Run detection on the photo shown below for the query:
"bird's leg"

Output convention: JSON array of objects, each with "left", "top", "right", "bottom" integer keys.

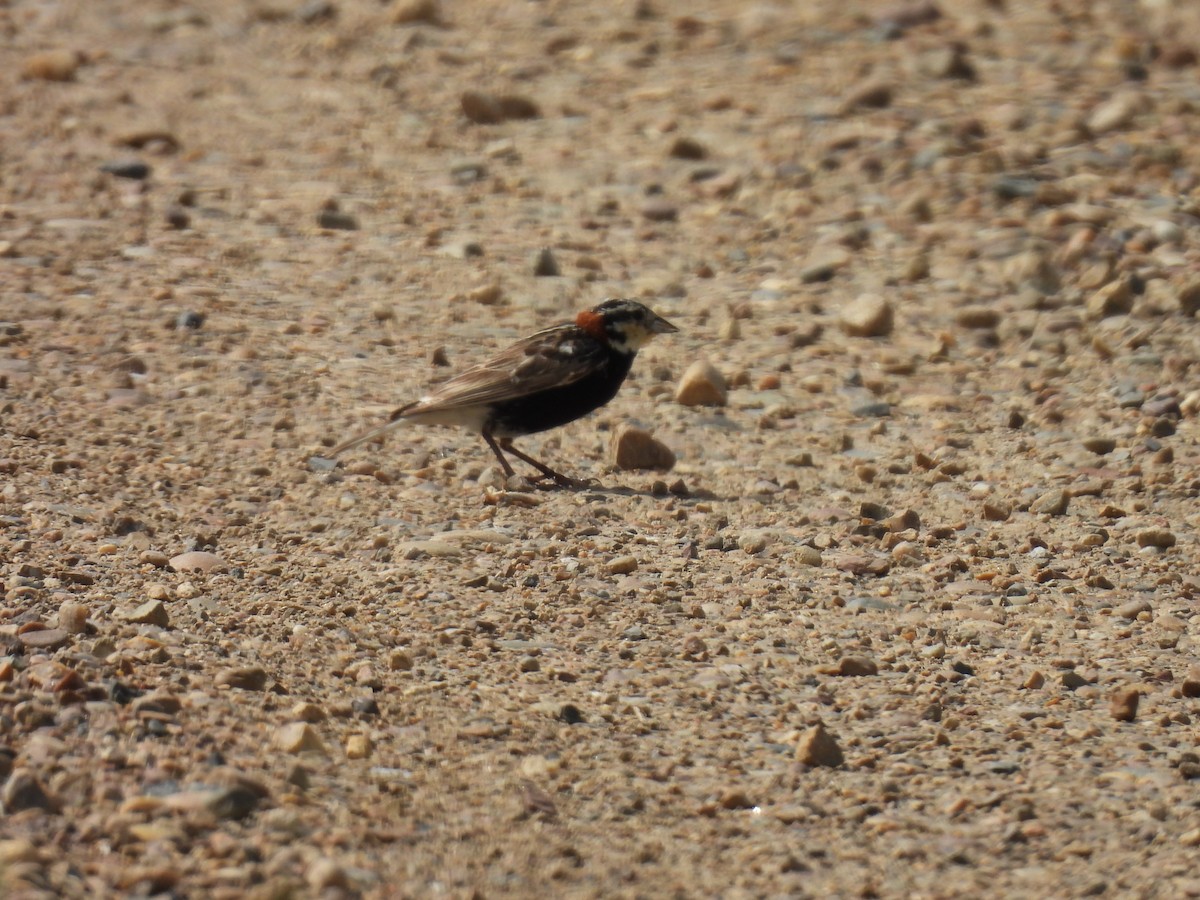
[
  {"left": 482, "top": 427, "right": 517, "bottom": 478},
  {"left": 499, "top": 438, "right": 578, "bottom": 487}
]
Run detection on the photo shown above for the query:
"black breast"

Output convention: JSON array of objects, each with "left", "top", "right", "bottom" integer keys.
[{"left": 489, "top": 351, "right": 636, "bottom": 437}]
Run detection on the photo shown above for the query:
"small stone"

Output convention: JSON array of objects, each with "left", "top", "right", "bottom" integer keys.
[
  {"left": 1178, "top": 280, "right": 1200, "bottom": 316},
  {"left": 165, "top": 206, "right": 190, "bottom": 229},
  {"left": 1083, "top": 437, "right": 1117, "bottom": 455},
  {"left": 388, "top": 650, "right": 414, "bottom": 671},
  {"left": 1087, "top": 92, "right": 1142, "bottom": 134},
  {"left": 668, "top": 136, "right": 707, "bottom": 160},
  {"left": 518, "top": 655, "right": 540, "bottom": 673},
  {"left": 291, "top": 702, "right": 326, "bottom": 723},
  {"left": 719, "top": 789, "right": 755, "bottom": 810},
  {"left": 23, "top": 49, "right": 81, "bottom": 82},
  {"left": 391, "top": 0, "right": 442, "bottom": 25},
  {"left": 955, "top": 306, "right": 1000, "bottom": 329},
  {"left": 460, "top": 91, "right": 504, "bottom": 124},
  {"left": 835, "top": 656, "right": 878, "bottom": 677},
  {"left": 2, "top": 770, "right": 57, "bottom": 813},
  {"left": 1085, "top": 279, "right": 1133, "bottom": 319},
  {"left": 799, "top": 247, "right": 851, "bottom": 283},
  {"left": 839, "top": 293, "right": 894, "bottom": 338},
  {"left": 611, "top": 425, "right": 675, "bottom": 471},
  {"left": 1116, "top": 598, "right": 1151, "bottom": 619},
  {"left": 1110, "top": 688, "right": 1139, "bottom": 722},
  {"left": 532, "top": 248, "right": 560, "bottom": 277},
  {"left": 641, "top": 198, "right": 679, "bottom": 222},
  {"left": 606, "top": 555, "right": 638, "bottom": 575},
  {"left": 58, "top": 602, "right": 89, "bottom": 634},
  {"left": 18, "top": 628, "right": 70, "bottom": 651},
  {"left": 169, "top": 551, "right": 226, "bottom": 574},
  {"left": 982, "top": 501, "right": 1011, "bottom": 522},
  {"left": 738, "top": 530, "right": 769, "bottom": 554},
  {"left": 100, "top": 159, "right": 152, "bottom": 180},
  {"left": 275, "top": 723, "right": 327, "bottom": 756},
  {"left": 675, "top": 360, "right": 727, "bottom": 407},
  {"left": 1030, "top": 489, "right": 1069, "bottom": 516},
  {"left": 307, "top": 858, "right": 350, "bottom": 891},
  {"left": 124, "top": 600, "right": 169, "bottom": 627},
  {"left": 317, "top": 207, "right": 358, "bottom": 230},
  {"left": 1136, "top": 529, "right": 1176, "bottom": 549},
  {"left": 215, "top": 666, "right": 269, "bottom": 691},
  {"left": 495, "top": 95, "right": 540, "bottom": 120},
  {"left": 1180, "top": 667, "right": 1200, "bottom": 698},
  {"left": 840, "top": 79, "right": 893, "bottom": 112},
  {"left": 1024, "top": 671, "right": 1045, "bottom": 690},
  {"left": 795, "top": 546, "right": 823, "bottom": 567},
  {"left": 795, "top": 723, "right": 843, "bottom": 768},
  {"left": 345, "top": 734, "right": 372, "bottom": 760}
]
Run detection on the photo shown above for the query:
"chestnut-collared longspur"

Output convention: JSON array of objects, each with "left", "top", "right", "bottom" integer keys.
[{"left": 328, "top": 299, "right": 677, "bottom": 486}]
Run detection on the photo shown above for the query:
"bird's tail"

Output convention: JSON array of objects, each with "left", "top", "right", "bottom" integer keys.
[{"left": 327, "top": 402, "right": 418, "bottom": 457}]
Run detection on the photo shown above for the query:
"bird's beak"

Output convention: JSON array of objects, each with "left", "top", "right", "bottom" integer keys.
[{"left": 650, "top": 314, "right": 678, "bottom": 334}]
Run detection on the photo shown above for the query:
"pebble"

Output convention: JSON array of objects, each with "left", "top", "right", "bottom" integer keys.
[
  {"left": 1109, "top": 688, "right": 1139, "bottom": 723},
  {"left": 1030, "top": 489, "right": 1069, "bottom": 516},
  {"left": 1181, "top": 667, "right": 1200, "bottom": 698},
  {"left": 532, "top": 248, "right": 560, "bottom": 277},
  {"left": 795, "top": 723, "right": 844, "bottom": 768},
  {"left": 606, "top": 555, "right": 638, "bottom": 575},
  {"left": 1135, "top": 528, "right": 1176, "bottom": 549},
  {"left": 2, "top": 769, "right": 56, "bottom": 813},
  {"left": 641, "top": 198, "right": 679, "bottom": 222},
  {"left": 345, "top": 734, "right": 372, "bottom": 759},
  {"left": 215, "top": 666, "right": 269, "bottom": 691},
  {"left": 833, "top": 656, "right": 878, "bottom": 677},
  {"left": 390, "top": 0, "right": 442, "bottom": 25},
  {"left": 955, "top": 306, "right": 1000, "bottom": 329},
  {"left": 123, "top": 600, "right": 169, "bottom": 627},
  {"left": 738, "top": 530, "right": 770, "bottom": 554},
  {"left": 1087, "top": 92, "right": 1142, "bottom": 134},
  {"left": 1085, "top": 279, "right": 1133, "bottom": 319},
  {"left": 840, "top": 79, "right": 893, "bottom": 113},
  {"left": 22, "top": 49, "right": 81, "bottom": 81},
  {"left": 100, "top": 159, "right": 152, "bottom": 180},
  {"left": 674, "top": 360, "right": 728, "bottom": 407},
  {"left": 57, "top": 602, "right": 89, "bottom": 634},
  {"left": 839, "top": 293, "right": 894, "bottom": 338},
  {"left": 316, "top": 207, "right": 358, "bottom": 230},
  {"left": 668, "top": 136, "right": 707, "bottom": 160},
  {"left": 1083, "top": 437, "right": 1116, "bottom": 455},
  {"left": 982, "top": 501, "right": 1011, "bottom": 521},
  {"left": 307, "top": 858, "right": 350, "bottom": 891},
  {"left": 275, "top": 723, "right": 327, "bottom": 756},
  {"left": 18, "top": 628, "right": 69, "bottom": 650},
  {"left": 169, "top": 551, "right": 226, "bottom": 574},
  {"left": 1178, "top": 280, "right": 1200, "bottom": 316},
  {"left": 798, "top": 247, "right": 851, "bottom": 283},
  {"left": 795, "top": 546, "right": 823, "bottom": 567},
  {"left": 611, "top": 425, "right": 675, "bottom": 471}
]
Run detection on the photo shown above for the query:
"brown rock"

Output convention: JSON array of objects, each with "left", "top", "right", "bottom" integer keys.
[
  {"left": 612, "top": 425, "right": 675, "bottom": 471},
  {"left": 23, "top": 49, "right": 81, "bottom": 82},
  {"left": 1181, "top": 667, "right": 1200, "bottom": 698},
  {"left": 123, "top": 600, "right": 169, "bottom": 628},
  {"left": 835, "top": 656, "right": 878, "bottom": 677},
  {"left": 215, "top": 666, "right": 269, "bottom": 691},
  {"left": 839, "top": 293, "right": 894, "bottom": 338},
  {"left": 675, "top": 361, "right": 728, "bottom": 407},
  {"left": 1030, "top": 489, "right": 1069, "bottom": 516},
  {"left": 18, "top": 628, "right": 70, "bottom": 651},
  {"left": 460, "top": 91, "right": 504, "bottom": 124},
  {"left": 1085, "top": 279, "right": 1133, "bottom": 319},
  {"left": 1178, "top": 279, "right": 1200, "bottom": 316},
  {"left": 1136, "top": 529, "right": 1176, "bottom": 549},
  {"left": 1110, "top": 688, "right": 1139, "bottom": 722},
  {"left": 169, "top": 551, "right": 226, "bottom": 574},
  {"left": 390, "top": 0, "right": 443, "bottom": 25},
  {"left": 2, "top": 769, "right": 57, "bottom": 813},
  {"left": 275, "top": 723, "right": 327, "bottom": 755},
  {"left": 795, "top": 723, "right": 844, "bottom": 768},
  {"left": 840, "top": 79, "right": 893, "bottom": 113}
]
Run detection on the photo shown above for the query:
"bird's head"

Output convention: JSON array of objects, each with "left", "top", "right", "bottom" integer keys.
[{"left": 576, "top": 299, "right": 678, "bottom": 354}]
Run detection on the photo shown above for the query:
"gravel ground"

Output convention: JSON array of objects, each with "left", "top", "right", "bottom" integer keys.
[{"left": 5, "top": 0, "right": 1200, "bottom": 896}]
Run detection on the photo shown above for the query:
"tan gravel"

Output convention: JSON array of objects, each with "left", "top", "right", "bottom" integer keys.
[{"left": 5, "top": 0, "right": 1200, "bottom": 896}]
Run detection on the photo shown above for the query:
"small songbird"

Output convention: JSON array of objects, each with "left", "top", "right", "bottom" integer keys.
[{"left": 328, "top": 299, "right": 678, "bottom": 486}]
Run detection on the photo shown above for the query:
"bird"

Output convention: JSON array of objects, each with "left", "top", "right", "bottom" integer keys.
[{"left": 327, "top": 298, "right": 678, "bottom": 486}]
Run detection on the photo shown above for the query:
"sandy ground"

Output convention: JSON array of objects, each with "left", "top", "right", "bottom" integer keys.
[{"left": 5, "top": 0, "right": 1200, "bottom": 896}]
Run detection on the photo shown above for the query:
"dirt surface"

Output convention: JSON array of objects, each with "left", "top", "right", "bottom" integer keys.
[{"left": 5, "top": 0, "right": 1200, "bottom": 896}]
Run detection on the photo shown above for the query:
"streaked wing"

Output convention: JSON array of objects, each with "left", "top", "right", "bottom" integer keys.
[{"left": 404, "top": 325, "right": 605, "bottom": 415}]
